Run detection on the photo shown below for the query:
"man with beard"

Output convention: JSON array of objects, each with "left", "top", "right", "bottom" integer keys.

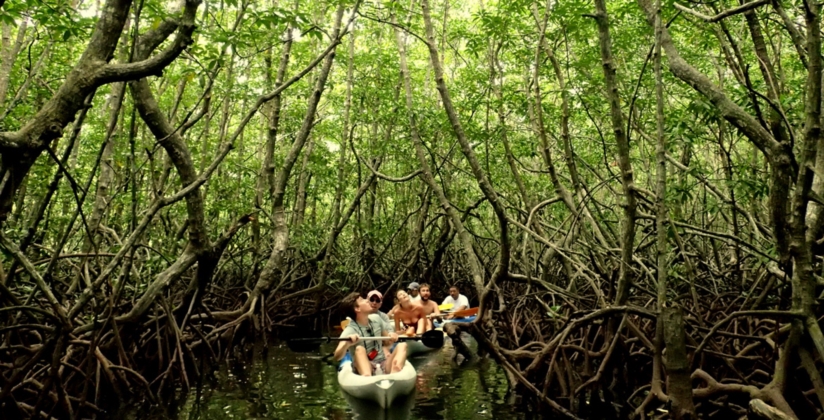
[
  {"left": 418, "top": 283, "right": 440, "bottom": 331},
  {"left": 393, "top": 290, "right": 427, "bottom": 336}
]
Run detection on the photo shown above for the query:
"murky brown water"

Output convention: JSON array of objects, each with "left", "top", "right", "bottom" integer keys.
[{"left": 122, "top": 334, "right": 533, "bottom": 419}]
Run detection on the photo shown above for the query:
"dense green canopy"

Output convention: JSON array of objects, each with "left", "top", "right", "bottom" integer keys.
[{"left": 0, "top": 0, "right": 822, "bottom": 418}]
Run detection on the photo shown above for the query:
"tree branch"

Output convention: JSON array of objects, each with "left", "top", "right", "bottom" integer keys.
[
  {"left": 350, "top": 131, "right": 421, "bottom": 182},
  {"left": 674, "top": 0, "right": 769, "bottom": 23},
  {"left": 96, "top": 0, "right": 200, "bottom": 84},
  {"left": 637, "top": 0, "right": 784, "bottom": 161},
  {"left": 0, "top": 232, "right": 70, "bottom": 327}
]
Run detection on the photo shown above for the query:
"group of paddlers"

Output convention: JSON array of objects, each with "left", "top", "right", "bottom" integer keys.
[
  {"left": 388, "top": 282, "right": 469, "bottom": 335},
  {"left": 333, "top": 283, "right": 470, "bottom": 377}
]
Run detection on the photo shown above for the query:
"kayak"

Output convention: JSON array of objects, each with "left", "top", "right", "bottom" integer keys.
[
  {"left": 342, "top": 386, "right": 415, "bottom": 419},
  {"left": 337, "top": 352, "right": 417, "bottom": 408},
  {"left": 434, "top": 315, "right": 476, "bottom": 329}
]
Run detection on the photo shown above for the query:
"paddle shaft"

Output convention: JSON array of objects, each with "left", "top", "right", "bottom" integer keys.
[
  {"left": 426, "top": 307, "right": 478, "bottom": 318},
  {"left": 338, "top": 307, "right": 477, "bottom": 328},
  {"left": 450, "top": 307, "right": 478, "bottom": 318},
  {"left": 287, "top": 328, "right": 445, "bottom": 352},
  {"left": 339, "top": 336, "right": 394, "bottom": 342},
  {"left": 290, "top": 335, "right": 428, "bottom": 343}
]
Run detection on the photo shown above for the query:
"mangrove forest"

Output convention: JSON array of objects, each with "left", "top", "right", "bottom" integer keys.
[{"left": 0, "top": 0, "right": 823, "bottom": 418}]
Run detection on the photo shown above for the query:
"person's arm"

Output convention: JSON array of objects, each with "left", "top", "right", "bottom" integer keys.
[
  {"left": 334, "top": 333, "right": 358, "bottom": 361},
  {"left": 428, "top": 303, "right": 443, "bottom": 322},
  {"left": 388, "top": 304, "right": 398, "bottom": 318},
  {"left": 375, "top": 322, "right": 397, "bottom": 349},
  {"left": 382, "top": 331, "right": 393, "bottom": 356},
  {"left": 442, "top": 297, "right": 452, "bottom": 319},
  {"left": 379, "top": 318, "right": 389, "bottom": 356}
]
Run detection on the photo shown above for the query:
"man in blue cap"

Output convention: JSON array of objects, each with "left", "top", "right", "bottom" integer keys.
[{"left": 407, "top": 281, "right": 422, "bottom": 302}]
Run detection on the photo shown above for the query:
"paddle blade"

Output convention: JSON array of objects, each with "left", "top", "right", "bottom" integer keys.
[
  {"left": 438, "top": 303, "right": 454, "bottom": 311},
  {"left": 420, "top": 329, "right": 445, "bottom": 349},
  {"left": 451, "top": 307, "right": 478, "bottom": 318}
]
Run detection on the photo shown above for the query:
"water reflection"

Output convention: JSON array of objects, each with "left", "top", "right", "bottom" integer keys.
[{"left": 125, "top": 335, "right": 529, "bottom": 420}]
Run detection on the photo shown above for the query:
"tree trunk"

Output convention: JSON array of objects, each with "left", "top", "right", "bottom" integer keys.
[
  {"left": 245, "top": 5, "right": 346, "bottom": 312},
  {"left": 662, "top": 307, "right": 696, "bottom": 418},
  {"left": 420, "top": 0, "right": 510, "bottom": 308},
  {"left": 0, "top": 19, "right": 27, "bottom": 111},
  {"left": 254, "top": 0, "right": 294, "bottom": 252},
  {"left": 123, "top": 10, "right": 216, "bottom": 319},
  {"left": 393, "top": 12, "right": 486, "bottom": 301},
  {"left": 330, "top": 27, "right": 353, "bottom": 246},
  {"left": 0, "top": 40, "right": 52, "bottom": 124},
  {"left": 73, "top": 83, "right": 125, "bottom": 290},
  {"left": 651, "top": 0, "right": 668, "bottom": 401},
  {"left": 76, "top": 21, "right": 133, "bottom": 291},
  {"left": 595, "top": 0, "right": 636, "bottom": 305},
  {"left": 292, "top": 138, "right": 314, "bottom": 227}
]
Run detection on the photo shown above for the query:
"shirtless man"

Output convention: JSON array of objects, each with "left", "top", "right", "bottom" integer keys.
[
  {"left": 418, "top": 283, "right": 440, "bottom": 330},
  {"left": 393, "top": 290, "right": 427, "bottom": 336}
]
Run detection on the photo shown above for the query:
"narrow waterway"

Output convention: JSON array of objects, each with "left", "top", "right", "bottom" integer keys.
[{"left": 122, "top": 334, "right": 532, "bottom": 420}]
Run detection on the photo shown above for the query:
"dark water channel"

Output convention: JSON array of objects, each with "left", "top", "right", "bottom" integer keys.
[{"left": 124, "top": 334, "right": 533, "bottom": 420}]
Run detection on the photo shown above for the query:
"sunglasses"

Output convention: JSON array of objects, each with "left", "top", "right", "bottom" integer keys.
[{"left": 369, "top": 296, "right": 382, "bottom": 303}]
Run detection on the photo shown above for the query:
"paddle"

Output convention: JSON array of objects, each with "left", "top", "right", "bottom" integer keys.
[
  {"left": 427, "top": 307, "right": 479, "bottom": 319},
  {"left": 449, "top": 307, "right": 478, "bottom": 318},
  {"left": 287, "top": 329, "right": 444, "bottom": 353},
  {"left": 337, "top": 302, "right": 454, "bottom": 328},
  {"left": 438, "top": 303, "right": 454, "bottom": 311}
]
